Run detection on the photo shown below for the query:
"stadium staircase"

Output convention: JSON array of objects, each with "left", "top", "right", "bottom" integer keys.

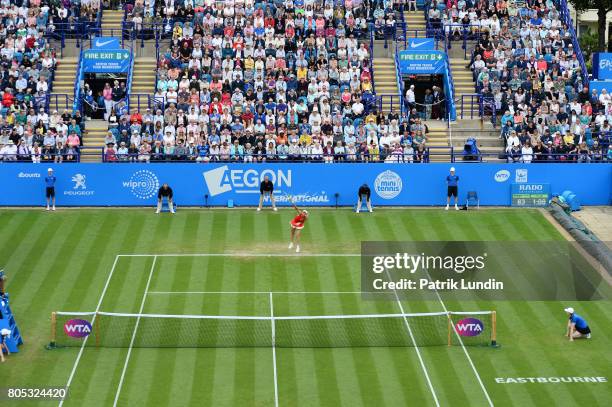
[
  {"left": 49, "top": 57, "right": 78, "bottom": 114},
  {"left": 81, "top": 120, "right": 109, "bottom": 162},
  {"left": 101, "top": 9, "right": 123, "bottom": 31},
  {"left": 403, "top": 11, "right": 426, "bottom": 31},
  {"left": 129, "top": 57, "right": 157, "bottom": 109},
  {"left": 373, "top": 58, "right": 400, "bottom": 113},
  {"left": 426, "top": 121, "right": 451, "bottom": 162},
  {"left": 449, "top": 57, "right": 479, "bottom": 121}
]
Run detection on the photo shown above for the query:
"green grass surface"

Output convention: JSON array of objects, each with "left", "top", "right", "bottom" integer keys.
[{"left": 0, "top": 208, "right": 610, "bottom": 406}]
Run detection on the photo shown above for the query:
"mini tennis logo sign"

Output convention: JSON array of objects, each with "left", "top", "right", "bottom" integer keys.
[
  {"left": 455, "top": 318, "right": 484, "bottom": 337},
  {"left": 374, "top": 170, "right": 402, "bottom": 199},
  {"left": 64, "top": 319, "right": 92, "bottom": 338},
  {"left": 123, "top": 170, "right": 160, "bottom": 199}
]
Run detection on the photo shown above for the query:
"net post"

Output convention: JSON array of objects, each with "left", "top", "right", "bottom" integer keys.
[
  {"left": 491, "top": 311, "right": 497, "bottom": 346},
  {"left": 94, "top": 312, "right": 100, "bottom": 347},
  {"left": 447, "top": 313, "right": 452, "bottom": 347},
  {"left": 50, "top": 312, "right": 57, "bottom": 348}
]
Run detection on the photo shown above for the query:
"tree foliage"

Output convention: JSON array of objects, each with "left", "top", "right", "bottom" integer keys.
[{"left": 568, "top": 0, "right": 612, "bottom": 51}]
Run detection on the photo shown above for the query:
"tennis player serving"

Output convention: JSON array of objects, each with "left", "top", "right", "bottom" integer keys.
[{"left": 288, "top": 198, "right": 308, "bottom": 253}]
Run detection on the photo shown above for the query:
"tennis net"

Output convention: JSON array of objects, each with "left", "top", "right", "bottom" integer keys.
[{"left": 50, "top": 311, "right": 496, "bottom": 348}]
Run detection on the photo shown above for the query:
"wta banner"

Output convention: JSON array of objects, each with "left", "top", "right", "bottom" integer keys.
[{"left": 0, "top": 163, "right": 610, "bottom": 206}]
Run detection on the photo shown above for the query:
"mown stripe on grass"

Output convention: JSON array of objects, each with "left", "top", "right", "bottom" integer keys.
[
  {"left": 376, "top": 214, "right": 479, "bottom": 407},
  {"left": 133, "top": 216, "right": 197, "bottom": 407},
  {"left": 75, "top": 214, "right": 155, "bottom": 406},
  {"left": 298, "top": 256, "right": 341, "bottom": 407},
  {"left": 187, "top": 256, "right": 220, "bottom": 406}
]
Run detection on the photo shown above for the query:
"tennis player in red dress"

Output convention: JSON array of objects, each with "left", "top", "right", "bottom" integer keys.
[{"left": 288, "top": 202, "right": 308, "bottom": 253}]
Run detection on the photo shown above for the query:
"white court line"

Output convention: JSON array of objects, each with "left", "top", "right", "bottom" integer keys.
[
  {"left": 147, "top": 291, "right": 384, "bottom": 295},
  {"left": 269, "top": 292, "right": 279, "bottom": 407},
  {"left": 118, "top": 253, "right": 361, "bottom": 257},
  {"left": 113, "top": 256, "right": 158, "bottom": 407},
  {"left": 425, "top": 269, "right": 494, "bottom": 407},
  {"left": 59, "top": 255, "right": 121, "bottom": 407},
  {"left": 384, "top": 270, "right": 441, "bottom": 407}
]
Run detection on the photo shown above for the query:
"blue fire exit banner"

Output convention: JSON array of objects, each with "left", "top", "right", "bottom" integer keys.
[
  {"left": 82, "top": 49, "right": 130, "bottom": 73},
  {"left": 398, "top": 50, "right": 446, "bottom": 74}
]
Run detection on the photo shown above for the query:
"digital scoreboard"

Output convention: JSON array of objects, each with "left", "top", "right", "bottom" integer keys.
[{"left": 511, "top": 183, "right": 550, "bottom": 207}]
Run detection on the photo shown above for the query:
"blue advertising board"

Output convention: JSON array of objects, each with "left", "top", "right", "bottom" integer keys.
[
  {"left": 593, "top": 53, "right": 612, "bottom": 80},
  {"left": 90, "top": 37, "right": 121, "bottom": 50},
  {"left": 588, "top": 79, "right": 612, "bottom": 95},
  {"left": 1, "top": 164, "right": 610, "bottom": 207},
  {"left": 406, "top": 38, "right": 435, "bottom": 51},
  {"left": 82, "top": 49, "right": 130, "bottom": 73}
]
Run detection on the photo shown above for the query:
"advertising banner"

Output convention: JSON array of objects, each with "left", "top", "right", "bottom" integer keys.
[
  {"left": 406, "top": 38, "right": 435, "bottom": 51},
  {"left": 1, "top": 164, "right": 610, "bottom": 207},
  {"left": 90, "top": 37, "right": 121, "bottom": 50},
  {"left": 593, "top": 53, "right": 612, "bottom": 80}
]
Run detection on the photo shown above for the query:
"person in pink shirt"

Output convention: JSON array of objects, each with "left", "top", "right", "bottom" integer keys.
[
  {"left": 67, "top": 133, "right": 80, "bottom": 148},
  {"left": 102, "top": 83, "right": 113, "bottom": 120}
]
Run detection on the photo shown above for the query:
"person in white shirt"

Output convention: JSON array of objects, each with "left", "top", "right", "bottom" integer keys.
[
  {"left": 406, "top": 85, "right": 416, "bottom": 109},
  {"left": 521, "top": 141, "right": 533, "bottom": 163},
  {"left": 0, "top": 143, "right": 17, "bottom": 161},
  {"left": 506, "top": 131, "right": 520, "bottom": 152}
]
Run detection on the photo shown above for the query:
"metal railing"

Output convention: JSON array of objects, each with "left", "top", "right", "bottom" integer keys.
[
  {"left": 128, "top": 94, "right": 153, "bottom": 112},
  {"left": 558, "top": 0, "right": 590, "bottom": 86},
  {"left": 48, "top": 94, "right": 75, "bottom": 113},
  {"left": 376, "top": 94, "right": 403, "bottom": 113}
]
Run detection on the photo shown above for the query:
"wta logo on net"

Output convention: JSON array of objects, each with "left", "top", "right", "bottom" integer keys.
[
  {"left": 455, "top": 318, "right": 484, "bottom": 337},
  {"left": 64, "top": 319, "right": 92, "bottom": 338}
]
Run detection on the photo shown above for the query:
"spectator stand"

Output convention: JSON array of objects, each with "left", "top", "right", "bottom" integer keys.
[{"left": 45, "top": 4, "right": 104, "bottom": 58}]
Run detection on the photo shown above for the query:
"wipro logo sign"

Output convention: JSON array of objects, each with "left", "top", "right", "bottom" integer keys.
[
  {"left": 64, "top": 319, "right": 92, "bottom": 338},
  {"left": 455, "top": 318, "right": 484, "bottom": 337},
  {"left": 374, "top": 170, "right": 402, "bottom": 199},
  {"left": 123, "top": 170, "right": 160, "bottom": 199},
  {"left": 203, "top": 166, "right": 291, "bottom": 197}
]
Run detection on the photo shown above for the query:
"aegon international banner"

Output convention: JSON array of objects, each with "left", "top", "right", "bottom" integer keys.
[
  {"left": 398, "top": 50, "right": 446, "bottom": 74},
  {"left": 1, "top": 164, "right": 610, "bottom": 207},
  {"left": 82, "top": 49, "right": 130, "bottom": 73}
]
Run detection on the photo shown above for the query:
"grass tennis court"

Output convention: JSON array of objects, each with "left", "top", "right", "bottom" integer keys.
[{"left": 0, "top": 208, "right": 610, "bottom": 406}]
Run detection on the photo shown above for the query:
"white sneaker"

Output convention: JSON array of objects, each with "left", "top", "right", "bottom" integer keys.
[
  {"left": 296, "top": 245, "right": 300, "bottom": 253},
  {"left": 257, "top": 207, "right": 261, "bottom": 212},
  {"left": 369, "top": 209, "right": 373, "bottom": 213},
  {"left": 273, "top": 207, "right": 278, "bottom": 212},
  {"left": 586, "top": 333, "right": 591, "bottom": 339},
  {"left": 52, "top": 206, "right": 56, "bottom": 211},
  {"left": 170, "top": 209, "right": 175, "bottom": 214},
  {"left": 46, "top": 206, "right": 50, "bottom": 211},
  {"left": 356, "top": 209, "right": 360, "bottom": 213},
  {"left": 155, "top": 209, "right": 160, "bottom": 214},
  {"left": 445, "top": 205, "right": 449, "bottom": 210},
  {"left": 455, "top": 205, "right": 459, "bottom": 210},
  {"left": 288, "top": 242, "right": 294, "bottom": 249}
]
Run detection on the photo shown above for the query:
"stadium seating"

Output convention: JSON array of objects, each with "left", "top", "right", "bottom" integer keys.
[
  {"left": 105, "top": 0, "right": 433, "bottom": 162},
  {"left": 0, "top": 0, "right": 99, "bottom": 162},
  {"left": 438, "top": 0, "right": 612, "bottom": 162}
]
